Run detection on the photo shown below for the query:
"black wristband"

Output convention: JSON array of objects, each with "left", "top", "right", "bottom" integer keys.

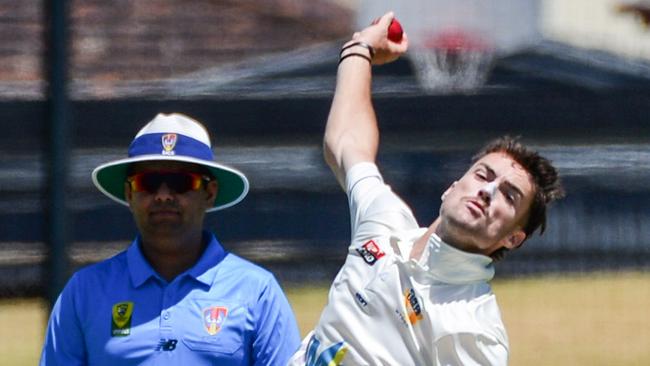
[
  {"left": 340, "top": 41, "right": 375, "bottom": 59},
  {"left": 338, "top": 52, "right": 372, "bottom": 65}
]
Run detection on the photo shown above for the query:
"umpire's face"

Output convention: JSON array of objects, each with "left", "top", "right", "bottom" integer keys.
[
  {"left": 437, "top": 152, "right": 535, "bottom": 256},
  {"left": 124, "top": 161, "right": 218, "bottom": 240}
]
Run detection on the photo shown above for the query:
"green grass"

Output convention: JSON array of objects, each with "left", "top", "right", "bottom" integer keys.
[
  {"left": 0, "top": 298, "right": 47, "bottom": 365},
  {"left": 5, "top": 272, "right": 649, "bottom": 365},
  {"left": 493, "top": 272, "right": 650, "bottom": 366}
]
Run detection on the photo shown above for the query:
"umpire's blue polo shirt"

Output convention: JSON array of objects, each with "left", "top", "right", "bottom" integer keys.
[{"left": 40, "top": 232, "right": 300, "bottom": 365}]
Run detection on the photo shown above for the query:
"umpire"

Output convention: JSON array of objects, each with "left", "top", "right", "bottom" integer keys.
[{"left": 40, "top": 113, "right": 300, "bottom": 365}]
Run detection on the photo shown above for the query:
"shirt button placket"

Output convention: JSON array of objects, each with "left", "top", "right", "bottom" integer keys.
[{"left": 161, "top": 288, "right": 173, "bottom": 330}]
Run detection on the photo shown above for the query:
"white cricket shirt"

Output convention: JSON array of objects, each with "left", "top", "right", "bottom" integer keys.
[{"left": 289, "top": 162, "right": 509, "bottom": 365}]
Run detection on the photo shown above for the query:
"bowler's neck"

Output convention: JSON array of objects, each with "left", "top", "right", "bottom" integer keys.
[{"left": 410, "top": 218, "right": 440, "bottom": 261}]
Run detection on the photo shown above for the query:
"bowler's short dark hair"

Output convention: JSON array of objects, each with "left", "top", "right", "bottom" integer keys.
[{"left": 473, "top": 136, "right": 564, "bottom": 239}]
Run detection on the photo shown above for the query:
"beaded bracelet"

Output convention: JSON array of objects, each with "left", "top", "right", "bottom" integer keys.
[
  {"left": 338, "top": 52, "right": 372, "bottom": 65},
  {"left": 339, "top": 41, "right": 375, "bottom": 59}
]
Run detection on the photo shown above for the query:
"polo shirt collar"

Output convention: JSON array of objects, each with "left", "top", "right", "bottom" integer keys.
[
  {"left": 127, "top": 236, "right": 158, "bottom": 288},
  {"left": 417, "top": 232, "right": 495, "bottom": 284},
  {"left": 186, "top": 232, "right": 227, "bottom": 286},
  {"left": 127, "top": 232, "right": 227, "bottom": 288}
]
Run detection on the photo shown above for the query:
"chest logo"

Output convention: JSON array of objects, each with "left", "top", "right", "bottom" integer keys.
[
  {"left": 161, "top": 133, "right": 177, "bottom": 155},
  {"left": 355, "top": 239, "right": 385, "bottom": 266},
  {"left": 111, "top": 301, "right": 134, "bottom": 337},
  {"left": 156, "top": 338, "right": 178, "bottom": 352},
  {"left": 405, "top": 288, "right": 423, "bottom": 325},
  {"left": 203, "top": 306, "right": 228, "bottom": 335}
]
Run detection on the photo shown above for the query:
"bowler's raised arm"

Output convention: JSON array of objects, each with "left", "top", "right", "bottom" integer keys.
[{"left": 323, "top": 12, "right": 408, "bottom": 189}]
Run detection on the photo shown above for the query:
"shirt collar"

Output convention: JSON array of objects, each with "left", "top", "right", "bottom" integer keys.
[
  {"left": 127, "top": 236, "right": 158, "bottom": 288},
  {"left": 394, "top": 230, "right": 494, "bottom": 284},
  {"left": 127, "top": 231, "right": 227, "bottom": 288},
  {"left": 187, "top": 232, "right": 227, "bottom": 286},
  {"left": 421, "top": 233, "right": 495, "bottom": 284}
]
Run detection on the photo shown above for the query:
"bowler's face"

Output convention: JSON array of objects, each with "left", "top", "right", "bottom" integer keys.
[{"left": 437, "top": 152, "right": 535, "bottom": 255}]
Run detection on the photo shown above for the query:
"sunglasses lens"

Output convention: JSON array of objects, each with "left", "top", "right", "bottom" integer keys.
[
  {"left": 165, "top": 173, "right": 195, "bottom": 193},
  {"left": 128, "top": 174, "right": 155, "bottom": 192},
  {"left": 129, "top": 172, "right": 203, "bottom": 194}
]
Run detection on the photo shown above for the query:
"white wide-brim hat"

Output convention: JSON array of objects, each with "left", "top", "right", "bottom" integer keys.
[{"left": 91, "top": 113, "right": 249, "bottom": 212}]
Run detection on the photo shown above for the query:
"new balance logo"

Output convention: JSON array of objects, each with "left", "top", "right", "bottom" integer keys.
[{"left": 156, "top": 339, "right": 178, "bottom": 351}]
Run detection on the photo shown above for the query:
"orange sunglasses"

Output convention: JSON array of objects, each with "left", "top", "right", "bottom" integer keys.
[{"left": 127, "top": 171, "right": 211, "bottom": 194}]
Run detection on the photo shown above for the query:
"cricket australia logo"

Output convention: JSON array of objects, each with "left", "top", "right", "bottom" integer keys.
[
  {"left": 161, "top": 133, "right": 177, "bottom": 155},
  {"left": 355, "top": 239, "right": 385, "bottom": 266},
  {"left": 111, "top": 301, "right": 134, "bottom": 337},
  {"left": 203, "top": 306, "right": 228, "bottom": 335}
]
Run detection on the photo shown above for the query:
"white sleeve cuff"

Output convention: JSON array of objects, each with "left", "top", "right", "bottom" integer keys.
[{"left": 345, "top": 162, "right": 383, "bottom": 195}]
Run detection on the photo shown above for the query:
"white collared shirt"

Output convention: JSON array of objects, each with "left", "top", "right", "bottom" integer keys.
[{"left": 289, "top": 162, "right": 508, "bottom": 366}]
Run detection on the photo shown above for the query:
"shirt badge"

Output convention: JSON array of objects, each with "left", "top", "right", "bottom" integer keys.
[
  {"left": 356, "top": 239, "right": 385, "bottom": 266},
  {"left": 161, "top": 133, "right": 177, "bottom": 155},
  {"left": 111, "top": 301, "right": 134, "bottom": 337},
  {"left": 306, "top": 334, "right": 348, "bottom": 366},
  {"left": 203, "top": 306, "right": 228, "bottom": 335},
  {"left": 404, "top": 288, "right": 423, "bottom": 325}
]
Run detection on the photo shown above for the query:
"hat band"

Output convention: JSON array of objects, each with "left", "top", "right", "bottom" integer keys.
[{"left": 128, "top": 133, "right": 214, "bottom": 161}]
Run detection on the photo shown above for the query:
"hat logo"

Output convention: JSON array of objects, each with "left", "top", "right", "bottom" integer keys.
[{"left": 161, "top": 133, "right": 177, "bottom": 155}]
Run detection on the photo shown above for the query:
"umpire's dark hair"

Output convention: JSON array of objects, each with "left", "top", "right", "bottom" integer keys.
[{"left": 473, "top": 136, "right": 564, "bottom": 242}]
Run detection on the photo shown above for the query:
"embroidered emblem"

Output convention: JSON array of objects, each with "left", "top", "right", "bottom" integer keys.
[
  {"left": 203, "top": 306, "right": 228, "bottom": 335},
  {"left": 355, "top": 239, "right": 385, "bottom": 266},
  {"left": 161, "top": 133, "right": 177, "bottom": 155},
  {"left": 305, "top": 334, "right": 348, "bottom": 366},
  {"left": 404, "top": 288, "right": 423, "bottom": 325},
  {"left": 111, "top": 301, "right": 134, "bottom": 337}
]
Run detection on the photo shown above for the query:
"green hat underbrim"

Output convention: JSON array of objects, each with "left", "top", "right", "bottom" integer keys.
[{"left": 92, "top": 155, "right": 249, "bottom": 212}]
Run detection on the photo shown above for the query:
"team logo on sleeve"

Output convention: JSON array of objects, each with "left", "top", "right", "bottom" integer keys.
[
  {"left": 404, "top": 288, "right": 423, "bottom": 325},
  {"left": 111, "top": 301, "right": 134, "bottom": 337},
  {"left": 161, "top": 133, "right": 177, "bottom": 155},
  {"left": 305, "top": 334, "right": 348, "bottom": 366},
  {"left": 355, "top": 239, "right": 385, "bottom": 266},
  {"left": 203, "top": 306, "right": 228, "bottom": 335}
]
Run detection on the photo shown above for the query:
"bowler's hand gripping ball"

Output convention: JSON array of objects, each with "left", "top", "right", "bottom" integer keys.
[{"left": 388, "top": 19, "right": 403, "bottom": 43}]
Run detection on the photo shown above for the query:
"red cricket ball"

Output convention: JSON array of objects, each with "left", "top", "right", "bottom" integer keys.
[{"left": 388, "top": 19, "right": 403, "bottom": 42}]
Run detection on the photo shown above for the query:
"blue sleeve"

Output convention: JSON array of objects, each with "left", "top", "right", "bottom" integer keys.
[
  {"left": 251, "top": 276, "right": 301, "bottom": 366},
  {"left": 40, "top": 274, "right": 87, "bottom": 366}
]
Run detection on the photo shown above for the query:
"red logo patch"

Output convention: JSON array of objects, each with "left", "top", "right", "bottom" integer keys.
[{"left": 355, "top": 240, "right": 385, "bottom": 265}]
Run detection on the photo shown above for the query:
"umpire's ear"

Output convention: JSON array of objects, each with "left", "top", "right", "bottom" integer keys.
[
  {"left": 204, "top": 180, "right": 218, "bottom": 208},
  {"left": 124, "top": 182, "right": 133, "bottom": 207}
]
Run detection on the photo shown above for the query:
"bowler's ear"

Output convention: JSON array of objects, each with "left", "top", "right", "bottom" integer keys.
[
  {"left": 441, "top": 181, "right": 458, "bottom": 201},
  {"left": 502, "top": 229, "right": 526, "bottom": 250}
]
